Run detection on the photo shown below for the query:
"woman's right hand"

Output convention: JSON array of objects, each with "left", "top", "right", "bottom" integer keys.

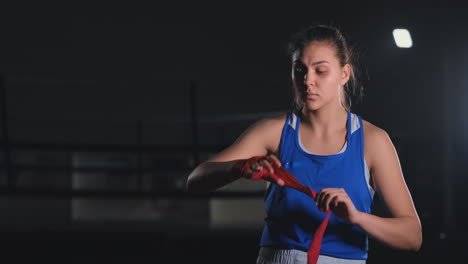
[{"left": 232, "top": 154, "right": 285, "bottom": 186}]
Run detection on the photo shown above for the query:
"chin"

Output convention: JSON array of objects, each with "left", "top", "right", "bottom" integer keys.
[{"left": 303, "top": 101, "right": 321, "bottom": 111}]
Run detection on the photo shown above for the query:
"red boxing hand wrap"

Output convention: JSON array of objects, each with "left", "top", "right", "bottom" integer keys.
[
  {"left": 231, "top": 156, "right": 282, "bottom": 183},
  {"left": 236, "top": 156, "right": 330, "bottom": 264},
  {"left": 231, "top": 156, "right": 264, "bottom": 179}
]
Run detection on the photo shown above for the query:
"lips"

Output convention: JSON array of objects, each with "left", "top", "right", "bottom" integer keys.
[{"left": 306, "top": 93, "right": 319, "bottom": 99}]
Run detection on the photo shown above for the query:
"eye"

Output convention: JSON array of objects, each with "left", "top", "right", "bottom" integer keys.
[
  {"left": 294, "top": 65, "right": 306, "bottom": 73},
  {"left": 293, "top": 64, "right": 307, "bottom": 81},
  {"left": 316, "top": 68, "right": 327, "bottom": 74}
]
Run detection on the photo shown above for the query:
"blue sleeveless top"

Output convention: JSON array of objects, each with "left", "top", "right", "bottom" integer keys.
[{"left": 259, "top": 111, "right": 373, "bottom": 260}]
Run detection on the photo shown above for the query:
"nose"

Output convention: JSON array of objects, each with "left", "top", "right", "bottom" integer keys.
[{"left": 304, "top": 70, "right": 316, "bottom": 88}]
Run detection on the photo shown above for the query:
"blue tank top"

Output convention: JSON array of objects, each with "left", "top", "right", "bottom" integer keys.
[{"left": 259, "top": 111, "right": 373, "bottom": 260}]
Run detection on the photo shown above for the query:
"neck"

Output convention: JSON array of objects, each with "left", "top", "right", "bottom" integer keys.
[{"left": 301, "top": 106, "right": 348, "bottom": 135}]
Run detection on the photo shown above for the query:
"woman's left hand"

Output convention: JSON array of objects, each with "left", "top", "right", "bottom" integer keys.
[{"left": 315, "top": 188, "right": 361, "bottom": 225}]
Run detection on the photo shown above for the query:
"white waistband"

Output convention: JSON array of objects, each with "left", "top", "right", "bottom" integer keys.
[{"left": 257, "top": 247, "right": 366, "bottom": 264}]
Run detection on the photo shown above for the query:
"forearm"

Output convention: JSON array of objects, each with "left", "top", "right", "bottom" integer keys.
[
  {"left": 186, "top": 160, "right": 242, "bottom": 193},
  {"left": 354, "top": 212, "right": 422, "bottom": 251}
]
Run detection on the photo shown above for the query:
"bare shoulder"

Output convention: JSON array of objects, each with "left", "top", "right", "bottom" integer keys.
[
  {"left": 257, "top": 113, "right": 288, "bottom": 130},
  {"left": 362, "top": 119, "right": 389, "bottom": 140},
  {"left": 248, "top": 113, "right": 287, "bottom": 152},
  {"left": 209, "top": 113, "right": 287, "bottom": 162},
  {"left": 362, "top": 119, "right": 395, "bottom": 168}
]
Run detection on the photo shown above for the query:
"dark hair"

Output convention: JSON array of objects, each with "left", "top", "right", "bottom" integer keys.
[{"left": 287, "top": 23, "right": 363, "bottom": 115}]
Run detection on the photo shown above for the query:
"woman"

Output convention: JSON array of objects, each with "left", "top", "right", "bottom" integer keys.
[{"left": 186, "top": 24, "right": 422, "bottom": 264}]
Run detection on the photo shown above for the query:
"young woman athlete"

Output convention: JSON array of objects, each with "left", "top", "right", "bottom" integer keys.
[{"left": 186, "top": 24, "right": 422, "bottom": 264}]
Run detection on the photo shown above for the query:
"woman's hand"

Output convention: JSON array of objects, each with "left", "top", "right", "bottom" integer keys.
[
  {"left": 232, "top": 154, "right": 285, "bottom": 186},
  {"left": 315, "top": 188, "right": 362, "bottom": 224}
]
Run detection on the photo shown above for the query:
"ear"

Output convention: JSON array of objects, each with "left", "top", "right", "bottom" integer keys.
[{"left": 340, "top": 64, "right": 351, "bottom": 85}]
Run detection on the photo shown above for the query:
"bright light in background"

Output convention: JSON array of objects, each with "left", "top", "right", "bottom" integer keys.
[{"left": 393, "top": 28, "right": 413, "bottom": 48}]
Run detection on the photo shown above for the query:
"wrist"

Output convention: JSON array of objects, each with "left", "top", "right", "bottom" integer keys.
[
  {"left": 231, "top": 159, "right": 248, "bottom": 177},
  {"left": 351, "top": 211, "right": 366, "bottom": 226},
  {"left": 231, "top": 156, "right": 265, "bottom": 178}
]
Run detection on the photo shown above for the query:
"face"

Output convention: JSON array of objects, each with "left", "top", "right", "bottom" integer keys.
[{"left": 292, "top": 41, "right": 350, "bottom": 112}]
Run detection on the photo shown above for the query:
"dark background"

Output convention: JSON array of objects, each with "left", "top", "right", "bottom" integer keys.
[{"left": 0, "top": 1, "right": 467, "bottom": 263}]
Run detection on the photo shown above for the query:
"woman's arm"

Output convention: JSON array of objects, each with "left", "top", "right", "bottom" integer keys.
[
  {"left": 186, "top": 115, "right": 285, "bottom": 193},
  {"left": 355, "top": 122, "right": 422, "bottom": 251}
]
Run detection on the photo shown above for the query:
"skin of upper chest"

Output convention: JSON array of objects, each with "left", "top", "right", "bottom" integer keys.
[{"left": 298, "top": 124, "right": 348, "bottom": 156}]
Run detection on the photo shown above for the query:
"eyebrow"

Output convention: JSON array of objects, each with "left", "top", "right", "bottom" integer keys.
[
  {"left": 293, "top": 60, "right": 329, "bottom": 66},
  {"left": 311, "top": 60, "right": 329, "bottom": 66}
]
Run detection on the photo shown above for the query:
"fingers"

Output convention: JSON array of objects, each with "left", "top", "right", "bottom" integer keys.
[
  {"left": 315, "top": 188, "right": 348, "bottom": 212},
  {"left": 277, "top": 179, "right": 285, "bottom": 186},
  {"left": 263, "top": 154, "right": 284, "bottom": 185},
  {"left": 248, "top": 155, "right": 276, "bottom": 174},
  {"left": 266, "top": 172, "right": 285, "bottom": 186},
  {"left": 248, "top": 155, "right": 284, "bottom": 186},
  {"left": 266, "top": 154, "right": 282, "bottom": 168},
  {"left": 258, "top": 158, "right": 275, "bottom": 173},
  {"left": 249, "top": 162, "right": 262, "bottom": 173}
]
